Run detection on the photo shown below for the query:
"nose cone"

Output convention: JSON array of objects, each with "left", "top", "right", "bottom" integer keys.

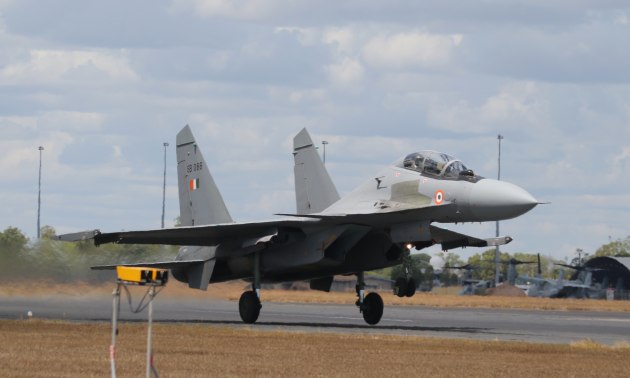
[{"left": 469, "top": 179, "right": 538, "bottom": 221}]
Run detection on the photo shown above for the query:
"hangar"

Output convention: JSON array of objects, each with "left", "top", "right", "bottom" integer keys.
[{"left": 584, "top": 256, "right": 630, "bottom": 300}]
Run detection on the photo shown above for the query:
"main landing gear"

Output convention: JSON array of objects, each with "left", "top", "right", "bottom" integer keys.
[
  {"left": 356, "top": 271, "right": 384, "bottom": 325},
  {"left": 239, "top": 252, "right": 262, "bottom": 324},
  {"left": 239, "top": 290, "right": 261, "bottom": 324},
  {"left": 237, "top": 252, "right": 385, "bottom": 326}
]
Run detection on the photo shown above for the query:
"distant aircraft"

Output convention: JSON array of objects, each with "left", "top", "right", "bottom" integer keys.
[
  {"left": 444, "top": 264, "right": 492, "bottom": 295},
  {"left": 519, "top": 262, "right": 599, "bottom": 298},
  {"left": 501, "top": 257, "right": 538, "bottom": 286},
  {"left": 59, "top": 126, "right": 538, "bottom": 325}
]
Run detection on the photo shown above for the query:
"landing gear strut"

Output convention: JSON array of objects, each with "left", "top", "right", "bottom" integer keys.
[
  {"left": 239, "top": 252, "right": 262, "bottom": 324},
  {"left": 356, "top": 271, "right": 383, "bottom": 325}
]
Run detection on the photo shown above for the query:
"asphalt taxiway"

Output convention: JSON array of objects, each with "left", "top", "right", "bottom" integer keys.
[{"left": 2, "top": 293, "right": 630, "bottom": 345}]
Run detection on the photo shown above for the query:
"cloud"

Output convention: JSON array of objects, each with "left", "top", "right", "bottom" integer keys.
[
  {"left": 613, "top": 146, "right": 630, "bottom": 165},
  {"left": 463, "top": 16, "right": 630, "bottom": 83},
  {"left": 275, "top": 26, "right": 320, "bottom": 46},
  {"left": 323, "top": 27, "right": 356, "bottom": 54},
  {"left": 362, "top": 31, "right": 462, "bottom": 70},
  {"left": 41, "top": 111, "right": 106, "bottom": 132},
  {"left": 0, "top": 113, "right": 114, "bottom": 203},
  {"left": 0, "top": 49, "right": 138, "bottom": 84},
  {"left": 285, "top": 88, "right": 327, "bottom": 104},
  {"left": 326, "top": 57, "right": 364, "bottom": 89},
  {"left": 112, "top": 145, "right": 123, "bottom": 159},
  {"left": 426, "top": 81, "right": 549, "bottom": 134},
  {"left": 171, "top": 0, "right": 286, "bottom": 20},
  {"left": 614, "top": 12, "right": 629, "bottom": 25},
  {"left": 609, "top": 146, "right": 630, "bottom": 180},
  {"left": 0, "top": 130, "right": 74, "bottom": 180}
]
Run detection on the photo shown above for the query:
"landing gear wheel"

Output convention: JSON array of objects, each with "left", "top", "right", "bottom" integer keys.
[
  {"left": 361, "top": 292, "right": 384, "bottom": 325},
  {"left": 394, "top": 277, "right": 408, "bottom": 298},
  {"left": 405, "top": 278, "right": 416, "bottom": 297},
  {"left": 239, "top": 291, "right": 261, "bottom": 324}
]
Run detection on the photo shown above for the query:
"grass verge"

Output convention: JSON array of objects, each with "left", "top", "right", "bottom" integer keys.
[{"left": 1, "top": 319, "right": 630, "bottom": 377}]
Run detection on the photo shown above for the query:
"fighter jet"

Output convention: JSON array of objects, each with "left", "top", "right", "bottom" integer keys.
[{"left": 59, "top": 126, "right": 538, "bottom": 325}]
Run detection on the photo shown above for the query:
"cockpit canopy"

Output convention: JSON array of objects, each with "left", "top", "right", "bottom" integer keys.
[{"left": 398, "top": 151, "right": 474, "bottom": 178}]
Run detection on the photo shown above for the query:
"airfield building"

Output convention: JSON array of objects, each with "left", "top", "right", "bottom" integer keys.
[{"left": 584, "top": 256, "right": 630, "bottom": 300}]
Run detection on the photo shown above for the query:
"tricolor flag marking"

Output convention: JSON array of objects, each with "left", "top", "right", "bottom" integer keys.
[{"left": 189, "top": 178, "right": 200, "bottom": 191}]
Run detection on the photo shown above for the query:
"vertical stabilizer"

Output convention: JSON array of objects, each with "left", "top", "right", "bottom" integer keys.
[
  {"left": 584, "top": 271, "right": 592, "bottom": 287},
  {"left": 176, "top": 125, "right": 233, "bottom": 226},
  {"left": 293, "top": 128, "right": 340, "bottom": 214}
]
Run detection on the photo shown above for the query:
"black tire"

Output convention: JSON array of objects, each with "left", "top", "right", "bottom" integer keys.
[
  {"left": 405, "top": 278, "right": 416, "bottom": 297},
  {"left": 362, "top": 292, "right": 384, "bottom": 325},
  {"left": 239, "top": 291, "right": 261, "bottom": 324},
  {"left": 394, "top": 277, "right": 407, "bottom": 298}
]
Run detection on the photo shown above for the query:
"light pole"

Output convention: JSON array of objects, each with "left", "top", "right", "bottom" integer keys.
[
  {"left": 495, "top": 134, "right": 504, "bottom": 285},
  {"left": 322, "top": 141, "right": 328, "bottom": 164},
  {"left": 37, "top": 146, "right": 44, "bottom": 239},
  {"left": 161, "top": 142, "right": 169, "bottom": 229}
]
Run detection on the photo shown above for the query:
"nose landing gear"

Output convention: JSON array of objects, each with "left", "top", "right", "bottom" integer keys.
[
  {"left": 394, "top": 249, "right": 417, "bottom": 297},
  {"left": 394, "top": 277, "right": 416, "bottom": 297}
]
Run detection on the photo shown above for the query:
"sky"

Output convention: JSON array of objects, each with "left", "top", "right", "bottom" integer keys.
[{"left": 1, "top": 0, "right": 629, "bottom": 262}]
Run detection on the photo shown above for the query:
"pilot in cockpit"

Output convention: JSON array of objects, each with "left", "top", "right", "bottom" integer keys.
[{"left": 400, "top": 151, "right": 475, "bottom": 179}]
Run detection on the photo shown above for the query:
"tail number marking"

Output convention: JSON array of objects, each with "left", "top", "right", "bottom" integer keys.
[{"left": 187, "top": 162, "right": 203, "bottom": 173}]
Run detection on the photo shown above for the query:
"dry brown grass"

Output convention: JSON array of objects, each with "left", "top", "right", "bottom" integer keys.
[
  {"left": 2, "top": 280, "right": 630, "bottom": 313},
  {"left": 183, "top": 280, "right": 630, "bottom": 312},
  {"left": 1, "top": 319, "right": 630, "bottom": 378}
]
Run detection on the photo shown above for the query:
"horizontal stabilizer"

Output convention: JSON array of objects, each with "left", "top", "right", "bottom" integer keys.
[
  {"left": 187, "top": 259, "right": 215, "bottom": 290},
  {"left": 55, "top": 230, "right": 100, "bottom": 242},
  {"left": 91, "top": 259, "right": 206, "bottom": 270}
]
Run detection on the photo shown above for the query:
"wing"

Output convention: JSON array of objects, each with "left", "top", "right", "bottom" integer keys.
[
  {"left": 57, "top": 217, "right": 321, "bottom": 247},
  {"left": 60, "top": 215, "right": 510, "bottom": 252},
  {"left": 518, "top": 275, "right": 549, "bottom": 284},
  {"left": 561, "top": 282, "right": 591, "bottom": 289},
  {"left": 59, "top": 211, "right": 510, "bottom": 252}
]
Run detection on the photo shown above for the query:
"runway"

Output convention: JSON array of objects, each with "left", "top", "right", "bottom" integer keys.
[{"left": 2, "top": 294, "right": 630, "bottom": 345}]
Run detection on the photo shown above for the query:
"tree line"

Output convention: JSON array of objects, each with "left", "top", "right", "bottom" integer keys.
[
  {"left": 0, "top": 225, "right": 177, "bottom": 283},
  {"left": 377, "top": 236, "right": 630, "bottom": 286}
]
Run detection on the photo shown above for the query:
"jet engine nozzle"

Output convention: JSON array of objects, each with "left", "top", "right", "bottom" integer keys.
[{"left": 469, "top": 179, "right": 538, "bottom": 221}]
